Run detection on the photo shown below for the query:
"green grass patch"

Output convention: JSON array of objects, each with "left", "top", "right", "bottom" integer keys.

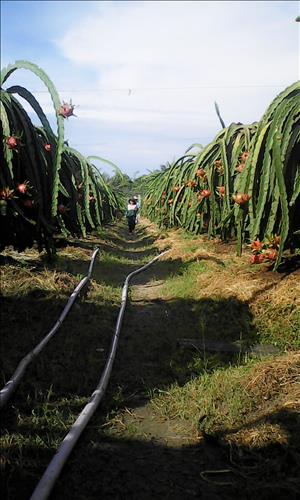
[
  {"left": 149, "top": 357, "right": 275, "bottom": 434},
  {"left": 255, "top": 303, "right": 300, "bottom": 350},
  {"left": 149, "top": 363, "right": 251, "bottom": 431},
  {"left": 160, "top": 260, "right": 208, "bottom": 299}
]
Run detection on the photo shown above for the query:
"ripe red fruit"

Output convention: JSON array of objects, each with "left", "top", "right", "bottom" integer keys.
[
  {"left": 240, "top": 151, "right": 249, "bottom": 163},
  {"left": 233, "top": 193, "right": 251, "bottom": 205},
  {"left": 235, "top": 164, "right": 245, "bottom": 173},
  {"left": 58, "top": 101, "right": 76, "bottom": 119},
  {"left": 250, "top": 239, "right": 263, "bottom": 252},
  {"left": 264, "top": 249, "right": 278, "bottom": 261},
  {"left": 23, "top": 199, "right": 33, "bottom": 208},
  {"left": 6, "top": 136, "right": 18, "bottom": 149},
  {"left": 17, "top": 182, "right": 29, "bottom": 194},
  {"left": 250, "top": 254, "right": 264, "bottom": 264},
  {"left": 58, "top": 204, "right": 66, "bottom": 214},
  {"left": 200, "top": 189, "right": 211, "bottom": 198},
  {"left": 196, "top": 168, "right": 206, "bottom": 178}
]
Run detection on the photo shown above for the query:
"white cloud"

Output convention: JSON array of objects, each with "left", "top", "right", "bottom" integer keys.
[
  {"left": 56, "top": 1, "right": 298, "bottom": 131},
  {"left": 58, "top": 1, "right": 298, "bottom": 82},
  {"left": 3, "top": 1, "right": 299, "bottom": 176}
]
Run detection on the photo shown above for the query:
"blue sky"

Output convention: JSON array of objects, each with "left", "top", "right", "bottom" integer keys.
[{"left": 1, "top": 0, "right": 299, "bottom": 178}]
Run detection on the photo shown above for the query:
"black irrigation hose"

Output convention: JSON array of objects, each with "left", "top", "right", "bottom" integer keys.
[
  {"left": 0, "top": 248, "right": 100, "bottom": 409},
  {"left": 30, "top": 249, "right": 170, "bottom": 500}
]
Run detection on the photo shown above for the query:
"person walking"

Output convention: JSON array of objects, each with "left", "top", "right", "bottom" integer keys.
[
  {"left": 133, "top": 195, "right": 140, "bottom": 224},
  {"left": 125, "top": 198, "right": 138, "bottom": 233}
]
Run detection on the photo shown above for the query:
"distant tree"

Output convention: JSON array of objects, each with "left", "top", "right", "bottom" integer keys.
[{"left": 108, "top": 173, "right": 134, "bottom": 199}]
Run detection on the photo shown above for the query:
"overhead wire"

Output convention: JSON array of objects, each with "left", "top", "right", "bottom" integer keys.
[{"left": 15, "top": 83, "right": 288, "bottom": 94}]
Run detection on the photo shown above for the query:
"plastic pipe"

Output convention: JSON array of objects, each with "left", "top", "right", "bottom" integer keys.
[
  {"left": 30, "top": 249, "right": 170, "bottom": 500},
  {"left": 0, "top": 248, "right": 99, "bottom": 409}
]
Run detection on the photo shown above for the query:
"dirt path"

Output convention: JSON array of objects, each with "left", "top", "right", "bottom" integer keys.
[{"left": 118, "top": 267, "right": 195, "bottom": 449}]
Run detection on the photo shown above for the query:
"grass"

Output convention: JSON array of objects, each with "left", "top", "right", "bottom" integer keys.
[
  {"left": 149, "top": 352, "right": 300, "bottom": 437},
  {"left": 0, "top": 265, "right": 80, "bottom": 297},
  {"left": 155, "top": 227, "right": 300, "bottom": 350},
  {"left": 1, "top": 219, "right": 299, "bottom": 499},
  {"left": 150, "top": 363, "right": 254, "bottom": 430},
  {"left": 1, "top": 222, "right": 160, "bottom": 498},
  {"left": 98, "top": 221, "right": 299, "bottom": 497},
  {"left": 160, "top": 260, "right": 208, "bottom": 299}
]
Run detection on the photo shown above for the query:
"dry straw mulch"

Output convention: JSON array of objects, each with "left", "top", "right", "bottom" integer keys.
[{"left": 225, "top": 352, "right": 300, "bottom": 449}]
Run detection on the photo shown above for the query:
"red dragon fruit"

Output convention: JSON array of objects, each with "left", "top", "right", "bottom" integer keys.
[
  {"left": 58, "top": 100, "right": 76, "bottom": 119},
  {"left": 6, "top": 136, "right": 18, "bottom": 149},
  {"left": 17, "top": 182, "right": 29, "bottom": 195}
]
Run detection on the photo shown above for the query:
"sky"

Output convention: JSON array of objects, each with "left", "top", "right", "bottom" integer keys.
[{"left": 1, "top": 0, "right": 300, "bottom": 178}]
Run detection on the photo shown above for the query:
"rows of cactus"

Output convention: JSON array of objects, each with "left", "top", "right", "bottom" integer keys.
[
  {"left": 142, "top": 81, "right": 300, "bottom": 269},
  {"left": 0, "top": 60, "right": 122, "bottom": 255}
]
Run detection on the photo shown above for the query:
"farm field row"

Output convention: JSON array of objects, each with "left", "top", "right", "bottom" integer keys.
[{"left": 1, "top": 219, "right": 299, "bottom": 499}]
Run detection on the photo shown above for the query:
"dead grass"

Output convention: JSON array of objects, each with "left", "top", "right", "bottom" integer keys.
[
  {"left": 226, "top": 421, "right": 291, "bottom": 448},
  {"left": 56, "top": 246, "right": 92, "bottom": 261},
  {"left": 150, "top": 351, "right": 299, "bottom": 452},
  {"left": 144, "top": 221, "right": 300, "bottom": 349},
  {"left": 139, "top": 221, "right": 300, "bottom": 457},
  {"left": 0, "top": 265, "right": 79, "bottom": 297},
  {"left": 154, "top": 228, "right": 280, "bottom": 300},
  {"left": 253, "top": 271, "right": 300, "bottom": 309},
  {"left": 243, "top": 352, "right": 300, "bottom": 402},
  {"left": 222, "top": 352, "right": 300, "bottom": 449}
]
